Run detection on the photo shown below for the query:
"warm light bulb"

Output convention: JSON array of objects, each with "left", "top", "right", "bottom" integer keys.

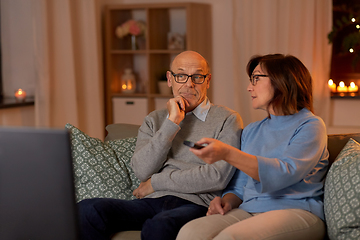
[
  {"left": 349, "top": 48, "right": 354, "bottom": 53},
  {"left": 357, "top": 25, "right": 360, "bottom": 29},
  {"left": 352, "top": 17, "right": 356, "bottom": 22}
]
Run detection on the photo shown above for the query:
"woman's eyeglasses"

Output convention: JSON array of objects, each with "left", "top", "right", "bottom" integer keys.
[{"left": 250, "top": 74, "right": 268, "bottom": 86}]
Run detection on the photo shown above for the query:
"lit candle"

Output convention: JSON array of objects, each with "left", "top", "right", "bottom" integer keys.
[
  {"left": 348, "top": 82, "right": 358, "bottom": 92},
  {"left": 121, "top": 80, "right": 134, "bottom": 92},
  {"left": 127, "top": 80, "right": 133, "bottom": 90},
  {"left": 14, "top": 88, "right": 27, "bottom": 101},
  {"left": 337, "top": 81, "right": 348, "bottom": 92},
  {"left": 328, "top": 79, "right": 336, "bottom": 92}
]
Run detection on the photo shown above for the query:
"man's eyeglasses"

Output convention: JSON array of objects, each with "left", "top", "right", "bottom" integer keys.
[
  {"left": 170, "top": 71, "right": 208, "bottom": 84},
  {"left": 250, "top": 74, "right": 268, "bottom": 86}
]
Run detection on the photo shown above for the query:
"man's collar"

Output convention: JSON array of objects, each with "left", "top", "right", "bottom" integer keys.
[{"left": 188, "top": 97, "right": 210, "bottom": 122}]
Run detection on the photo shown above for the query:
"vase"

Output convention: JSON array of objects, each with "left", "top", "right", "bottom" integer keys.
[{"left": 131, "top": 35, "right": 138, "bottom": 50}]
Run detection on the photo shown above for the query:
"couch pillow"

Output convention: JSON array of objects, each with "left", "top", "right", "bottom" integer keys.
[
  {"left": 107, "top": 138, "right": 141, "bottom": 193},
  {"left": 324, "top": 138, "right": 360, "bottom": 240},
  {"left": 65, "top": 123, "right": 140, "bottom": 202}
]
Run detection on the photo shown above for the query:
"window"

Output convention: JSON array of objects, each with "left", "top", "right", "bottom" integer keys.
[
  {"left": 0, "top": 1, "right": 2, "bottom": 99},
  {"left": 329, "top": 0, "right": 360, "bottom": 85}
]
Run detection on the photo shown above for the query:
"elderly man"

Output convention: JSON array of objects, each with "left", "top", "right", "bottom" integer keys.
[{"left": 78, "top": 51, "right": 243, "bottom": 240}]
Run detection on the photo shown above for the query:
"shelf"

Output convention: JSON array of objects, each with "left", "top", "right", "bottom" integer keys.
[
  {"left": 149, "top": 93, "right": 173, "bottom": 98},
  {"left": 111, "top": 93, "right": 148, "bottom": 98},
  {"left": 331, "top": 92, "right": 360, "bottom": 99},
  {"left": 103, "top": 3, "right": 211, "bottom": 126},
  {"left": 110, "top": 50, "right": 147, "bottom": 54},
  {"left": 110, "top": 50, "right": 183, "bottom": 54},
  {"left": 0, "top": 97, "right": 35, "bottom": 109}
]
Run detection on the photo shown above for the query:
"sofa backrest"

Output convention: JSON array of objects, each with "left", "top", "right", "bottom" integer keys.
[
  {"left": 328, "top": 133, "right": 360, "bottom": 166},
  {"left": 105, "top": 123, "right": 140, "bottom": 142},
  {"left": 105, "top": 123, "right": 360, "bottom": 168}
]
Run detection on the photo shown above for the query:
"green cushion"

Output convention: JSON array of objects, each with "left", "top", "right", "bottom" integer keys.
[
  {"left": 324, "top": 138, "right": 360, "bottom": 240},
  {"left": 65, "top": 123, "right": 140, "bottom": 202}
]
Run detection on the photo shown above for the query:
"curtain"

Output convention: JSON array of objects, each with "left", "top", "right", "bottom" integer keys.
[
  {"left": 31, "top": 0, "right": 104, "bottom": 139},
  {"left": 232, "top": 0, "right": 332, "bottom": 127}
]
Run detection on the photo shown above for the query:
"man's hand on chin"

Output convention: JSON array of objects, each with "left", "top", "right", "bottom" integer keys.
[{"left": 167, "top": 96, "right": 189, "bottom": 125}]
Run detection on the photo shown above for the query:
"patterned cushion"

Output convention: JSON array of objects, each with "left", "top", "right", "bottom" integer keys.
[
  {"left": 65, "top": 123, "right": 140, "bottom": 202},
  {"left": 324, "top": 138, "right": 360, "bottom": 240}
]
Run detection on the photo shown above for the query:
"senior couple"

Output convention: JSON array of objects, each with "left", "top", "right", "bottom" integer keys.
[{"left": 78, "top": 51, "right": 329, "bottom": 240}]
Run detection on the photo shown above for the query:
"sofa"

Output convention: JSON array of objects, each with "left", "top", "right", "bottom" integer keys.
[{"left": 67, "top": 123, "right": 360, "bottom": 240}]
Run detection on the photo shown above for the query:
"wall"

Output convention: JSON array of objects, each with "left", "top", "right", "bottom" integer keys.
[
  {"left": 0, "top": 0, "right": 36, "bottom": 127},
  {"left": 1, "top": 0, "right": 360, "bottom": 134},
  {"left": 1, "top": 0, "right": 36, "bottom": 97},
  {"left": 0, "top": 106, "right": 35, "bottom": 126},
  {"left": 328, "top": 98, "right": 360, "bottom": 134}
]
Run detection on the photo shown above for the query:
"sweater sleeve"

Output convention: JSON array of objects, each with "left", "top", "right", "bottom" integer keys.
[
  {"left": 131, "top": 115, "right": 180, "bottom": 181},
  {"left": 255, "top": 118, "right": 329, "bottom": 194},
  {"left": 221, "top": 169, "right": 247, "bottom": 200},
  {"left": 151, "top": 113, "right": 243, "bottom": 194}
]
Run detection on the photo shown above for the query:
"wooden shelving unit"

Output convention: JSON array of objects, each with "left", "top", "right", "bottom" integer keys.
[{"left": 103, "top": 3, "right": 212, "bottom": 126}]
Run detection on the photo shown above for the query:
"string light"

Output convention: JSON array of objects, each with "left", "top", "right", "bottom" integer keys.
[
  {"left": 352, "top": 17, "right": 356, "bottom": 22},
  {"left": 349, "top": 48, "right": 354, "bottom": 53}
]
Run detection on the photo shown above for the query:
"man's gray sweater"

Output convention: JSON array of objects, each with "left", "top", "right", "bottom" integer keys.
[{"left": 131, "top": 104, "right": 243, "bottom": 207}]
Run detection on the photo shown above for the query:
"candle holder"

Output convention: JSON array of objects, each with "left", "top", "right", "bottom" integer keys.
[
  {"left": 14, "top": 88, "right": 27, "bottom": 101},
  {"left": 328, "top": 79, "right": 336, "bottom": 93},
  {"left": 336, "top": 81, "right": 348, "bottom": 93},
  {"left": 121, "top": 68, "right": 136, "bottom": 94},
  {"left": 348, "top": 82, "right": 359, "bottom": 93}
]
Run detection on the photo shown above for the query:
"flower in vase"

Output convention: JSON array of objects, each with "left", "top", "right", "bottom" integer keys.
[{"left": 115, "top": 20, "right": 146, "bottom": 39}]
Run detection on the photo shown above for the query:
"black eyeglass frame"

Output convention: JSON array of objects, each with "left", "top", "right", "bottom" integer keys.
[
  {"left": 250, "top": 74, "right": 268, "bottom": 86},
  {"left": 170, "top": 71, "right": 208, "bottom": 84}
]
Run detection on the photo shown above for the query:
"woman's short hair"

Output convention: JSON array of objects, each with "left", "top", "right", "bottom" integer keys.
[{"left": 246, "top": 54, "right": 313, "bottom": 115}]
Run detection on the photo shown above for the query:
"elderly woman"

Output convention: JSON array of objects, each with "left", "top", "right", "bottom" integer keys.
[{"left": 177, "top": 54, "right": 328, "bottom": 240}]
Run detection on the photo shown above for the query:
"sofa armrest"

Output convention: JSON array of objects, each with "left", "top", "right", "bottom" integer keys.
[{"left": 105, "top": 123, "right": 140, "bottom": 141}]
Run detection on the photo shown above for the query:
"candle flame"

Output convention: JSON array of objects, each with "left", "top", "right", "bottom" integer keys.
[
  {"left": 339, "top": 81, "right": 345, "bottom": 87},
  {"left": 328, "top": 79, "right": 334, "bottom": 85},
  {"left": 15, "top": 88, "right": 26, "bottom": 100},
  {"left": 350, "top": 82, "right": 355, "bottom": 88}
]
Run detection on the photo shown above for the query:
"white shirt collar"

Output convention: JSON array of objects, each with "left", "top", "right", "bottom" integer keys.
[{"left": 188, "top": 97, "right": 210, "bottom": 122}]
